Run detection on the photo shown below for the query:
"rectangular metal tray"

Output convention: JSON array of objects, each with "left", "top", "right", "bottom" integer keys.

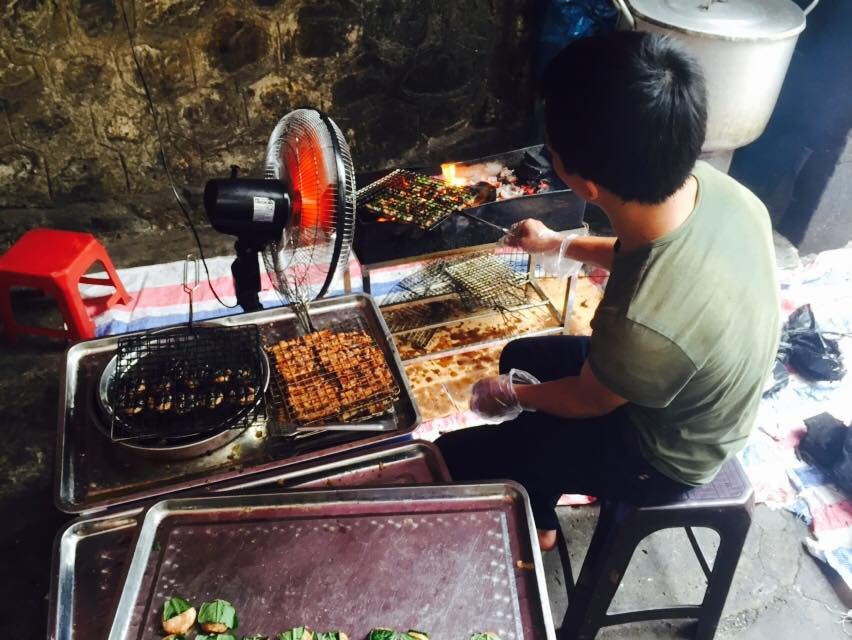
[
  {"left": 55, "top": 294, "right": 421, "bottom": 514},
  {"left": 49, "top": 441, "right": 450, "bottom": 640},
  {"left": 109, "top": 483, "right": 555, "bottom": 640}
]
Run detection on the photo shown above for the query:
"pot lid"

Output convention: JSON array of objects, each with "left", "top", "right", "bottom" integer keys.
[{"left": 627, "top": 0, "right": 806, "bottom": 41}]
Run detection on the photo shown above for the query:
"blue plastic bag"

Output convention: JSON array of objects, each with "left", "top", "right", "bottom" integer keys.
[{"left": 536, "top": 0, "right": 618, "bottom": 76}]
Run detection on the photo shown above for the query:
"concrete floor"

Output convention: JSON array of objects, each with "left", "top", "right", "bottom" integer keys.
[
  {"left": 0, "top": 223, "right": 850, "bottom": 638},
  {"left": 546, "top": 505, "right": 852, "bottom": 639}
]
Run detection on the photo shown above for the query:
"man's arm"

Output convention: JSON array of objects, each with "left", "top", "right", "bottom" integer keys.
[
  {"left": 565, "top": 236, "right": 617, "bottom": 271},
  {"left": 514, "top": 359, "right": 627, "bottom": 418},
  {"left": 506, "top": 219, "right": 617, "bottom": 271}
]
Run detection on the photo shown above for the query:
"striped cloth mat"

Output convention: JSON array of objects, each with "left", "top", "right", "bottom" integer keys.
[{"left": 79, "top": 245, "right": 852, "bottom": 587}]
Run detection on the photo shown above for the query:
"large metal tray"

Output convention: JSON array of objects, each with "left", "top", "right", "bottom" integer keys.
[
  {"left": 109, "top": 483, "right": 555, "bottom": 640},
  {"left": 55, "top": 294, "right": 420, "bottom": 514},
  {"left": 49, "top": 441, "right": 449, "bottom": 640}
]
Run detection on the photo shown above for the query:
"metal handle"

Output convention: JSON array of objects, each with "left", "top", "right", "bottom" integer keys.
[
  {"left": 802, "top": 0, "right": 820, "bottom": 16},
  {"left": 183, "top": 254, "right": 199, "bottom": 327},
  {"left": 612, "top": 0, "right": 636, "bottom": 29}
]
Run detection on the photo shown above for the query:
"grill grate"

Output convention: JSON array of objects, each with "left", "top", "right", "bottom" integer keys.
[
  {"left": 357, "top": 169, "right": 472, "bottom": 229},
  {"left": 381, "top": 250, "right": 530, "bottom": 309},
  {"left": 444, "top": 254, "right": 529, "bottom": 310},
  {"left": 108, "top": 325, "right": 264, "bottom": 442},
  {"left": 379, "top": 250, "right": 534, "bottom": 354},
  {"left": 267, "top": 329, "right": 400, "bottom": 432}
]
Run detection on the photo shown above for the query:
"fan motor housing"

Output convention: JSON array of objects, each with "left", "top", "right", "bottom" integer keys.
[{"left": 204, "top": 177, "right": 292, "bottom": 242}]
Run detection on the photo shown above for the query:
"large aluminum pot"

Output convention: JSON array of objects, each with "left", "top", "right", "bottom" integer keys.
[{"left": 613, "top": 0, "right": 818, "bottom": 152}]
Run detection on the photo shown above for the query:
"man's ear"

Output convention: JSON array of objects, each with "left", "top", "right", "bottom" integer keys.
[
  {"left": 550, "top": 147, "right": 601, "bottom": 202},
  {"left": 573, "top": 178, "right": 600, "bottom": 202}
]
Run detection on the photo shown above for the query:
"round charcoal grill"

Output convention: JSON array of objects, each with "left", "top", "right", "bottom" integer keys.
[
  {"left": 94, "top": 348, "right": 270, "bottom": 460},
  {"left": 101, "top": 325, "right": 270, "bottom": 458}
]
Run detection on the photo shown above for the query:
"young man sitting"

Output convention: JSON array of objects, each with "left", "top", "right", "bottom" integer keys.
[{"left": 435, "top": 31, "right": 780, "bottom": 550}]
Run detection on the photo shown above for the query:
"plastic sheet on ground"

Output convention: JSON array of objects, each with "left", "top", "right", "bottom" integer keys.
[{"left": 741, "top": 244, "right": 852, "bottom": 587}]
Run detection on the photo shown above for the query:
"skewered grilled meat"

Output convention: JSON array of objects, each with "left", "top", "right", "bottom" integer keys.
[
  {"left": 182, "top": 363, "right": 211, "bottom": 390},
  {"left": 213, "top": 368, "right": 233, "bottom": 384},
  {"left": 269, "top": 329, "right": 398, "bottom": 426},
  {"left": 286, "top": 376, "right": 342, "bottom": 423},
  {"left": 203, "top": 389, "right": 225, "bottom": 410},
  {"left": 269, "top": 332, "right": 330, "bottom": 381},
  {"left": 147, "top": 392, "right": 173, "bottom": 413},
  {"left": 173, "top": 392, "right": 198, "bottom": 416},
  {"left": 119, "top": 377, "right": 146, "bottom": 395},
  {"left": 117, "top": 395, "right": 146, "bottom": 417},
  {"left": 236, "top": 385, "right": 257, "bottom": 407}
]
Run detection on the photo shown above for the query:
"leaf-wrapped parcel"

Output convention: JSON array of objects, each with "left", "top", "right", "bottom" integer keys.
[
  {"left": 278, "top": 627, "right": 313, "bottom": 640},
  {"left": 367, "top": 630, "right": 429, "bottom": 640},
  {"left": 198, "top": 599, "right": 238, "bottom": 634}
]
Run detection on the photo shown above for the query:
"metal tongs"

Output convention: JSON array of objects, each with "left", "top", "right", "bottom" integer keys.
[
  {"left": 183, "top": 254, "right": 199, "bottom": 328},
  {"left": 456, "top": 209, "right": 510, "bottom": 235},
  {"left": 296, "top": 421, "right": 396, "bottom": 432}
]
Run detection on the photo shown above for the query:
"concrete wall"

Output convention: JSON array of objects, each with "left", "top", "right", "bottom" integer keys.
[{"left": 0, "top": 0, "right": 538, "bottom": 209}]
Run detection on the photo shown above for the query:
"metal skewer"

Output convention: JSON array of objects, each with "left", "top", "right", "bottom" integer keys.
[{"left": 456, "top": 209, "right": 510, "bottom": 235}]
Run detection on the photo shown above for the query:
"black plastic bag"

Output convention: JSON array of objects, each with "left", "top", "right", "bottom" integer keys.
[
  {"left": 833, "top": 455, "right": 852, "bottom": 496},
  {"left": 762, "top": 359, "right": 790, "bottom": 397},
  {"left": 798, "top": 412, "right": 847, "bottom": 469},
  {"left": 797, "top": 412, "right": 852, "bottom": 497},
  {"left": 777, "top": 304, "right": 845, "bottom": 381}
]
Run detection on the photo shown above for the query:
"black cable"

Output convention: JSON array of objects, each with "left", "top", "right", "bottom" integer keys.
[{"left": 118, "top": 1, "right": 238, "bottom": 309}]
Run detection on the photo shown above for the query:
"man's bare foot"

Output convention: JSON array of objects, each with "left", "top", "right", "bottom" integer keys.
[{"left": 537, "top": 529, "right": 557, "bottom": 551}]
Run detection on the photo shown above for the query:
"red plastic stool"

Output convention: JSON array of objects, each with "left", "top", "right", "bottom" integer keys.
[{"left": 0, "top": 229, "right": 131, "bottom": 342}]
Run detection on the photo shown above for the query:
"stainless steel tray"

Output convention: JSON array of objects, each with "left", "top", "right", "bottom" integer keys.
[
  {"left": 49, "top": 441, "right": 449, "bottom": 640},
  {"left": 55, "top": 294, "right": 421, "bottom": 514},
  {"left": 109, "top": 483, "right": 555, "bottom": 640}
]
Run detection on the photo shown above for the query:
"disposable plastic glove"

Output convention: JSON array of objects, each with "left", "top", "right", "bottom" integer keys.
[
  {"left": 469, "top": 368, "right": 541, "bottom": 424},
  {"left": 505, "top": 219, "right": 586, "bottom": 278},
  {"left": 537, "top": 230, "right": 585, "bottom": 277}
]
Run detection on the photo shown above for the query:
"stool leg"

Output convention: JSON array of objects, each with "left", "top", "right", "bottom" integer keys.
[
  {"left": 555, "top": 527, "right": 576, "bottom": 599},
  {"left": 56, "top": 279, "right": 96, "bottom": 341},
  {"left": 560, "top": 505, "right": 639, "bottom": 640},
  {"left": 86, "top": 251, "right": 130, "bottom": 306},
  {"left": 694, "top": 513, "right": 752, "bottom": 640},
  {"left": 102, "top": 259, "right": 130, "bottom": 306}
]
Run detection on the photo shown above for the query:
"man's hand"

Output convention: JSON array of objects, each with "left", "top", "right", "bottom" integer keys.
[
  {"left": 469, "top": 369, "right": 541, "bottom": 424},
  {"left": 505, "top": 219, "right": 563, "bottom": 253}
]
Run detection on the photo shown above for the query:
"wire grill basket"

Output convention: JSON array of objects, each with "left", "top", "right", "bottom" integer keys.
[
  {"left": 108, "top": 325, "right": 265, "bottom": 442},
  {"left": 381, "top": 250, "right": 530, "bottom": 308},
  {"left": 267, "top": 329, "right": 400, "bottom": 431},
  {"left": 444, "top": 253, "right": 529, "bottom": 310},
  {"left": 357, "top": 169, "right": 472, "bottom": 229}
]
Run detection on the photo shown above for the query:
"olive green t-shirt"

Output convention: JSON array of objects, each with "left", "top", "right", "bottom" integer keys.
[{"left": 589, "top": 161, "right": 780, "bottom": 486}]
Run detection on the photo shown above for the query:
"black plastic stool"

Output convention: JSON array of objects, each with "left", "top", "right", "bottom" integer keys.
[{"left": 556, "top": 458, "right": 754, "bottom": 640}]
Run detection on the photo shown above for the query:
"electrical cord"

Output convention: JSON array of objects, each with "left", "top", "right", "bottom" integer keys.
[{"left": 118, "top": 0, "right": 238, "bottom": 309}]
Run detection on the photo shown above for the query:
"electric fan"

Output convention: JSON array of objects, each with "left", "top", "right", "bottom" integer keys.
[{"left": 203, "top": 108, "right": 356, "bottom": 329}]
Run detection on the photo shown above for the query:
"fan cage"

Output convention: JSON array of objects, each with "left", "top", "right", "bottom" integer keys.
[{"left": 263, "top": 109, "right": 356, "bottom": 306}]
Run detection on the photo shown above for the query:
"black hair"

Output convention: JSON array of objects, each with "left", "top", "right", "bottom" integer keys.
[{"left": 542, "top": 31, "right": 707, "bottom": 204}]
